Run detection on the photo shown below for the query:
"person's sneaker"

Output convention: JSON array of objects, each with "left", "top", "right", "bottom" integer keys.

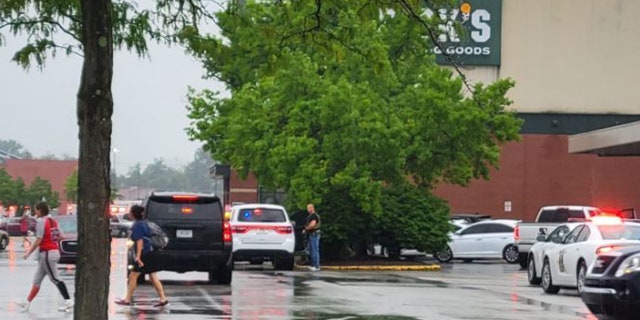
[
  {"left": 58, "top": 299, "right": 73, "bottom": 312},
  {"left": 17, "top": 300, "right": 30, "bottom": 312},
  {"left": 309, "top": 266, "right": 320, "bottom": 271}
]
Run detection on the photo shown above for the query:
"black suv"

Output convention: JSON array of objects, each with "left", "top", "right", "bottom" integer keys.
[
  {"left": 581, "top": 246, "right": 640, "bottom": 319},
  {"left": 131, "top": 192, "right": 233, "bottom": 285}
]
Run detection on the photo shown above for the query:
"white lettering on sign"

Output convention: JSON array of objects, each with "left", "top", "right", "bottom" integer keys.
[
  {"left": 471, "top": 9, "right": 491, "bottom": 43},
  {"left": 426, "top": 7, "right": 493, "bottom": 46}
]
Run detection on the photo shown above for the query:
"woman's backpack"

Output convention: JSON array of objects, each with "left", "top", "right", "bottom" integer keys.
[{"left": 145, "top": 221, "right": 169, "bottom": 250}]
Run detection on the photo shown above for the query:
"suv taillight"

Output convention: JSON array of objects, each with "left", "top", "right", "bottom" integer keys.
[
  {"left": 275, "top": 226, "right": 293, "bottom": 234},
  {"left": 514, "top": 225, "right": 520, "bottom": 241},
  {"left": 231, "top": 226, "right": 248, "bottom": 233},
  {"left": 223, "top": 221, "right": 232, "bottom": 242}
]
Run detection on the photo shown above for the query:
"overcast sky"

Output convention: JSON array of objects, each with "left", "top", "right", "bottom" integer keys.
[{"left": 0, "top": 37, "right": 227, "bottom": 174}]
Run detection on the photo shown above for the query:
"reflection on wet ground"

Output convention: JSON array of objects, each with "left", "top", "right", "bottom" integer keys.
[{"left": 0, "top": 238, "right": 594, "bottom": 320}]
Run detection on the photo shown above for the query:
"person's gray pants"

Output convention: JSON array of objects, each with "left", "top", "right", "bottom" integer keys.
[{"left": 32, "top": 250, "right": 71, "bottom": 300}]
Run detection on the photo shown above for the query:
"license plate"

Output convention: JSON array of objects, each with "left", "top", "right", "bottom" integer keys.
[
  {"left": 176, "top": 229, "right": 193, "bottom": 238},
  {"left": 256, "top": 229, "right": 269, "bottom": 235}
]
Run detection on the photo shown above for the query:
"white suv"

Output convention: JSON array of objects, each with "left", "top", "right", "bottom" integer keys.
[{"left": 230, "top": 204, "right": 296, "bottom": 270}]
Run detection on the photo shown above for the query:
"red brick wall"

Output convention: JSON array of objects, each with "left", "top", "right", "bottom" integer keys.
[
  {"left": 224, "top": 134, "right": 640, "bottom": 220},
  {"left": 434, "top": 134, "right": 640, "bottom": 222},
  {"left": 229, "top": 171, "right": 258, "bottom": 204},
  {"left": 3, "top": 159, "right": 78, "bottom": 214}
]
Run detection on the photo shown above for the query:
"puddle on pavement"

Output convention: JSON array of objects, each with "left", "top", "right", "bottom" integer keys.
[{"left": 293, "top": 311, "right": 420, "bottom": 320}]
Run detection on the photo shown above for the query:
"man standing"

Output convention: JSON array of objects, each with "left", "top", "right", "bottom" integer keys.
[{"left": 304, "top": 203, "right": 321, "bottom": 271}]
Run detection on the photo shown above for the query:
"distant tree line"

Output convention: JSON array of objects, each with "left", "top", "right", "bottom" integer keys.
[
  {"left": 114, "top": 148, "right": 216, "bottom": 193},
  {"left": 1, "top": 138, "right": 217, "bottom": 195}
]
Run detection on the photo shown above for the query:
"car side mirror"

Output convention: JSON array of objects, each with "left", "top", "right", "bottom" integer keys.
[
  {"left": 538, "top": 227, "right": 547, "bottom": 236},
  {"left": 454, "top": 230, "right": 462, "bottom": 236},
  {"left": 536, "top": 235, "right": 547, "bottom": 242},
  {"left": 551, "top": 236, "right": 562, "bottom": 244}
]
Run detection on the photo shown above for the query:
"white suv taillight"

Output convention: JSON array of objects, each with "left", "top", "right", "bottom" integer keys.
[
  {"left": 275, "top": 226, "right": 293, "bottom": 234},
  {"left": 231, "top": 225, "right": 249, "bottom": 233},
  {"left": 514, "top": 225, "right": 520, "bottom": 241}
]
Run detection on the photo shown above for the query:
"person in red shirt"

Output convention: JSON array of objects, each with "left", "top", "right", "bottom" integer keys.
[{"left": 18, "top": 202, "right": 73, "bottom": 313}]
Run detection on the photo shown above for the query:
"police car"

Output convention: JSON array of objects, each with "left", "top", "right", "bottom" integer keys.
[
  {"left": 527, "top": 222, "right": 582, "bottom": 285},
  {"left": 229, "top": 204, "right": 296, "bottom": 270},
  {"left": 540, "top": 216, "right": 640, "bottom": 295}
]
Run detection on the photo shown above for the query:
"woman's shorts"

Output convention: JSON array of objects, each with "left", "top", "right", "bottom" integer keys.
[{"left": 131, "top": 251, "right": 160, "bottom": 274}]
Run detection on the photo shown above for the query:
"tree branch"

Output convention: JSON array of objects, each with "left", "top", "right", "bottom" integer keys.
[
  {"left": 0, "top": 18, "right": 81, "bottom": 42},
  {"left": 397, "top": 0, "right": 475, "bottom": 95}
]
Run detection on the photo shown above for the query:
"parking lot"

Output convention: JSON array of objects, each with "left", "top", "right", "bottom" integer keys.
[{"left": 0, "top": 238, "right": 599, "bottom": 320}]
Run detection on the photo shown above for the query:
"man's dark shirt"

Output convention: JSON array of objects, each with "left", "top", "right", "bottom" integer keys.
[{"left": 306, "top": 213, "right": 320, "bottom": 233}]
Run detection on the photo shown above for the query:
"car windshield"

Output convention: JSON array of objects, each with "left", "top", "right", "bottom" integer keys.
[
  {"left": 53, "top": 217, "right": 77, "bottom": 234},
  {"left": 237, "top": 208, "right": 286, "bottom": 223},
  {"left": 598, "top": 224, "right": 640, "bottom": 240}
]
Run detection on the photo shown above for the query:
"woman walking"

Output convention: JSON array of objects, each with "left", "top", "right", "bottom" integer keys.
[
  {"left": 19, "top": 202, "right": 73, "bottom": 312},
  {"left": 115, "top": 204, "right": 168, "bottom": 307}
]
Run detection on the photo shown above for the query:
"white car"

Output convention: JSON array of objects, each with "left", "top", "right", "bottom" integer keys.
[
  {"left": 435, "top": 219, "right": 520, "bottom": 264},
  {"left": 229, "top": 204, "right": 296, "bottom": 270},
  {"left": 527, "top": 222, "right": 582, "bottom": 285},
  {"left": 540, "top": 216, "right": 640, "bottom": 294}
]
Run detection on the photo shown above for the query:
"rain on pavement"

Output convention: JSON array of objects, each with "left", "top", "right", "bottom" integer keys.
[{"left": 0, "top": 238, "right": 597, "bottom": 320}]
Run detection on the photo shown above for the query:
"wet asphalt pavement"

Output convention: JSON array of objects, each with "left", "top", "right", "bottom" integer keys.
[{"left": 0, "top": 238, "right": 598, "bottom": 320}]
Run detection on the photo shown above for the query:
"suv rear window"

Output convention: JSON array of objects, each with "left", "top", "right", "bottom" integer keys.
[
  {"left": 148, "top": 196, "right": 222, "bottom": 220},
  {"left": 237, "top": 208, "right": 286, "bottom": 223}
]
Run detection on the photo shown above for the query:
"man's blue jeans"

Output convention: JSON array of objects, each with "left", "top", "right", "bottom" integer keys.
[{"left": 308, "top": 232, "right": 320, "bottom": 268}]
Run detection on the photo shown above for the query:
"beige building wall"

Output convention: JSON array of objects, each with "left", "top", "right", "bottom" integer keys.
[{"left": 459, "top": 0, "right": 640, "bottom": 114}]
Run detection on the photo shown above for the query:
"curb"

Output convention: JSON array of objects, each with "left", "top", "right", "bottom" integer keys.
[{"left": 294, "top": 264, "right": 441, "bottom": 271}]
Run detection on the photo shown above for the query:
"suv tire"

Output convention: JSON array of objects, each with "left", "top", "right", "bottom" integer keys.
[
  {"left": 274, "top": 255, "right": 295, "bottom": 271},
  {"left": 209, "top": 263, "right": 233, "bottom": 285}
]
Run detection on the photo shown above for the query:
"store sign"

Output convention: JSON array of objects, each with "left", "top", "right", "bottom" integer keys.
[{"left": 427, "top": 0, "right": 502, "bottom": 66}]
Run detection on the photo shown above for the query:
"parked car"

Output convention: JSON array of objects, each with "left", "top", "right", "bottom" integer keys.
[
  {"left": 581, "top": 246, "right": 640, "bottom": 320},
  {"left": 132, "top": 192, "right": 232, "bottom": 285},
  {"left": 0, "top": 216, "right": 8, "bottom": 231},
  {"left": 527, "top": 222, "right": 582, "bottom": 285},
  {"left": 6, "top": 216, "right": 36, "bottom": 236},
  {"left": 109, "top": 213, "right": 133, "bottom": 238},
  {"left": 451, "top": 213, "right": 492, "bottom": 225},
  {"left": 435, "top": 219, "right": 520, "bottom": 264},
  {"left": 0, "top": 230, "right": 9, "bottom": 250},
  {"left": 229, "top": 204, "right": 296, "bottom": 270},
  {"left": 52, "top": 215, "right": 78, "bottom": 264},
  {"left": 540, "top": 216, "right": 640, "bottom": 295}
]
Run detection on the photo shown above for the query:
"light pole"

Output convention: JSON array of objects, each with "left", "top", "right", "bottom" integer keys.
[{"left": 112, "top": 147, "right": 119, "bottom": 188}]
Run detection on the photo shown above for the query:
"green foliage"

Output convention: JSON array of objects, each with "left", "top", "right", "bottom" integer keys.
[
  {"left": 0, "top": 169, "right": 59, "bottom": 209},
  {"left": 183, "top": 1, "right": 522, "bottom": 256},
  {"left": 375, "top": 183, "right": 454, "bottom": 257},
  {"left": 64, "top": 170, "right": 78, "bottom": 202},
  {"left": 0, "top": 0, "right": 216, "bottom": 68},
  {"left": 26, "top": 176, "right": 60, "bottom": 208}
]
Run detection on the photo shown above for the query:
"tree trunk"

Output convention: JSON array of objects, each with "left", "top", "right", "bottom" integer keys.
[{"left": 75, "top": 0, "right": 113, "bottom": 319}]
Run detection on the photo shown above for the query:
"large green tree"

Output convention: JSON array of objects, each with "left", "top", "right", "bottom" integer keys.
[
  {"left": 1, "top": 0, "right": 212, "bottom": 318},
  {"left": 184, "top": 1, "right": 522, "bottom": 254}
]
